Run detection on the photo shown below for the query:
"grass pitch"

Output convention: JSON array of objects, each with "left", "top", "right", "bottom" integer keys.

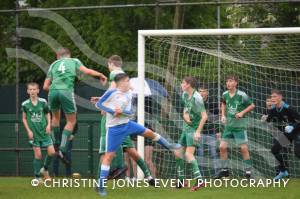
[{"left": 0, "top": 177, "right": 299, "bottom": 199}]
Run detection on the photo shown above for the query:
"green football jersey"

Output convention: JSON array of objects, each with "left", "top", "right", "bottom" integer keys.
[
  {"left": 21, "top": 98, "right": 49, "bottom": 141},
  {"left": 109, "top": 69, "right": 125, "bottom": 84},
  {"left": 182, "top": 90, "right": 206, "bottom": 130},
  {"left": 222, "top": 89, "right": 253, "bottom": 130},
  {"left": 47, "top": 58, "right": 82, "bottom": 90}
]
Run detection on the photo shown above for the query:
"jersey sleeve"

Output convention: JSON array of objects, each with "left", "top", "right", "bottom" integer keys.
[
  {"left": 43, "top": 101, "right": 50, "bottom": 113},
  {"left": 181, "top": 93, "right": 187, "bottom": 112},
  {"left": 109, "top": 72, "right": 115, "bottom": 82},
  {"left": 95, "top": 89, "right": 117, "bottom": 114},
  {"left": 195, "top": 94, "right": 206, "bottom": 113},
  {"left": 46, "top": 64, "right": 53, "bottom": 80},
  {"left": 21, "top": 104, "right": 27, "bottom": 113},
  {"left": 288, "top": 106, "right": 300, "bottom": 123},
  {"left": 74, "top": 58, "right": 83, "bottom": 70},
  {"left": 242, "top": 92, "right": 253, "bottom": 106}
]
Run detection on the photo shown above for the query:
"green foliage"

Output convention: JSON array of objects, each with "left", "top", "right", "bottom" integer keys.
[{"left": 0, "top": 0, "right": 299, "bottom": 84}]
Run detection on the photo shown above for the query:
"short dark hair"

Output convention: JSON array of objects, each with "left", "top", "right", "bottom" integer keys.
[
  {"left": 183, "top": 76, "right": 197, "bottom": 88},
  {"left": 226, "top": 74, "right": 238, "bottom": 82},
  {"left": 197, "top": 83, "right": 208, "bottom": 91},
  {"left": 27, "top": 82, "right": 39, "bottom": 89},
  {"left": 114, "top": 73, "right": 129, "bottom": 83},
  {"left": 56, "top": 47, "right": 71, "bottom": 57},
  {"left": 271, "top": 89, "right": 282, "bottom": 96},
  {"left": 108, "top": 55, "right": 122, "bottom": 68}
]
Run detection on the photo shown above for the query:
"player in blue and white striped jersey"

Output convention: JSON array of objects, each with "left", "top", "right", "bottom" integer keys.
[{"left": 95, "top": 73, "right": 181, "bottom": 196}]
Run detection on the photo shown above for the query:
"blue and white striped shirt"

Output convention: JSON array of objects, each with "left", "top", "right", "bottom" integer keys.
[{"left": 96, "top": 89, "right": 133, "bottom": 127}]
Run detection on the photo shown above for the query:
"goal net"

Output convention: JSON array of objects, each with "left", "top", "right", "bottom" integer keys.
[{"left": 137, "top": 28, "right": 300, "bottom": 179}]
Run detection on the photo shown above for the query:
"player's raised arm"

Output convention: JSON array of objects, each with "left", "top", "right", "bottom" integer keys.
[{"left": 79, "top": 65, "right": 107, "bottom": 85}]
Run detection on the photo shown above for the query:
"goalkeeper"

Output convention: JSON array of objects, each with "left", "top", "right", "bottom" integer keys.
[{"left": 265, "top": 89, "right": 300, "bottom": 180}]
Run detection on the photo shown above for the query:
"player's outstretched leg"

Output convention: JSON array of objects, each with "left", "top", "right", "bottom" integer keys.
[{"left": 142, "top": 129, "right": 181, "bottom": 151}]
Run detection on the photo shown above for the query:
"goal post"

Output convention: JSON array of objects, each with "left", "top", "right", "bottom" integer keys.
[{"left": 137, "top": 27, "right": 300, "bottom": 179}]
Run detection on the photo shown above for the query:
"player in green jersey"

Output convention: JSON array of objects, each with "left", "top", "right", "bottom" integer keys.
[
  {"left": 22, "top": 82, "right": 55, "bottom": 182},
  {"left": 43, "top": 48, "right": 107, "bottom": 163},
  {"left": 214, "top": 75, "right": 255, "bottom": 179},
  {"left": 91, "top": 55, "right": 126, "bottom": 178},
  {"left": 175, "top": 76, "right": 207, "bottom": 191}
]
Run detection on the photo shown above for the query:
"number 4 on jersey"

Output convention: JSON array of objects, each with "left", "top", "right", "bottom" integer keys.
[{"left": 58, "top": 62, "right": 66, "bottom": 74}]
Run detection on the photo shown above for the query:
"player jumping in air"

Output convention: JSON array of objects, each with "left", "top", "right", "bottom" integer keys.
[
  {"left": 95, "top": 73, "right": 180, "bottom": 196},
  {"left": 43, "top": 47, "right": 107, "bottom": 165}
]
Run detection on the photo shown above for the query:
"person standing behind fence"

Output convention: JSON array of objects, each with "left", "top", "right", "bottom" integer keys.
[
  {"left": 22, "top": 82, "right": 55, "bottom": 182},
  {"left": 43, "top": 48, "right": 107, "bottom": 164},
  {"left": 197, "top": 85, "right": 220, "bottom": 177}
]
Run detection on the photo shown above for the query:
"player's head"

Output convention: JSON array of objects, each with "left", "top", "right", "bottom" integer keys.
[
  {"left": 108, "top": 55, "right": 122, "bottom": 71},
  {"left": 27, "top": 82, "right": 40, "bottom": 97},
  {"left": 271, "top": 89, "right": 283, "bottom": 105},
  {"left": 266, "top": 95, "right": 272, "bottom": 109},
  {"left": 56, "top": 47, "right": 71, "bottom": 59},
  {"left": 181, "top": 76, "right": 197, "bottom": 92},
  {"left": 114, "top": 73, "right": 130, "bottom": 91},
  {"left": 226, "top": 75, "right": 238, "bottom": 90},
  {"left": 198, "top": 84, "right": 208, "bottom": 101}
]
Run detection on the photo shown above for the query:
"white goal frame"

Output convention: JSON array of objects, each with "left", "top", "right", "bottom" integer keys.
[{"left": 137, "top": 27, "right": 300, "bottom": 179}]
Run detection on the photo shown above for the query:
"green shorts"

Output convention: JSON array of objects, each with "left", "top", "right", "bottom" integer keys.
[
  {"left": 99, "top": 116, "right": 107, "bottom": 154},
  {"left": 48, "top": 90, "right": 77, "bottom": 114},
  {"left": 179, "top": 126, "right": 199, "bottom": 147},
  {"left": 221, "top": 129, "right": 248, "bottom": 145},
  {"left": 122, "top": 136, "right": 135, "bottom": 149},
  {"left": 33, "top": 136, "right": 53, "bottom": 148}
]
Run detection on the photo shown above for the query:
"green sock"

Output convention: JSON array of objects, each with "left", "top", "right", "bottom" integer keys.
[
  {"left": 220, "top": 159, "right": 229, "bottom": 169},
  {"left": 60, "top": 129, "right": 72, "bottom": 152},
  {"left": 52, "top": 126, "right": 60, "bottom": 145},
  {"left": 243, "top": 159, "right": 252, "bottom": 171},
  {"left": 129, "top": 158, "right": 134, "bottom": 178},
  {"left": 44, "top": 155, "right": 53, "bottom": 170},
  {"left": 176, "top": 158, "right": 184, "bottom": 180},
  {"left": 33, "top": 158, "right": 42, "bottom": 177},
  {"left": 136, "top": 158, "right": 151, "bottom": 178},
  {"left": 189, "top": 159, "right": 202, "bottom": 179}
]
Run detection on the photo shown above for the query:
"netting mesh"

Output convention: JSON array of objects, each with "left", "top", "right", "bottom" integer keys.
[{"left": 142, "top": 33, "right": 300, "bottom": 178}]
